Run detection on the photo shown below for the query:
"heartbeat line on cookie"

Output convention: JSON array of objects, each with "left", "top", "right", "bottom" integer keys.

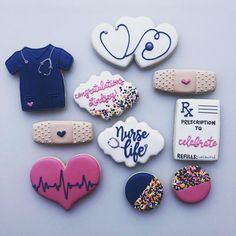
[{"left": 32, "top": 170, "right": 97, "bottom": 200}]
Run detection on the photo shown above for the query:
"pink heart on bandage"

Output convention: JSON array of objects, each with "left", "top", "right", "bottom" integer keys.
[
  {"left": 181, "top": 79, "right": 191, "bottom": 85},
  {"left": 30, "top": 154, "right": 101, "bottom": 210},
  {"left": 27, "top": 101, "right": 34, "bottom": 107}
]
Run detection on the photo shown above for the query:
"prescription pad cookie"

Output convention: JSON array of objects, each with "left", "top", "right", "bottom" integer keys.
[
  {"left": 73, "top": 71, "right": 138, "bottom": 120},
  {"left": 33, "top": 121, "right": 93, "bottom": 144},
  {"left": 125, "top": 172, "right": 164, "bottom": 211},
  {"left": 174, "top": 99, "right": 220, "bottom": 161},
  {"left": 92, "top": 17, "right": 178, "bottom": 68},
  {"left": 153, "top": 69, "right": 216, "bottom": 94},
  {"left": 30, "top": 154, "right": 101, "bottom": 210},
  {"left": 97, "top": 117, "right": 165, "bottom": 167},
  {"left": 172, "top": 165, "right": 211, "bottom": 203}
]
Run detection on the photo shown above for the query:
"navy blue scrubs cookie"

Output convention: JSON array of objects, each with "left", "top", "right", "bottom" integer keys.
[
  {"left": 125, "top": 172, "right": 163, "bottom": 211},
  {"left": 5, "top": 44, "right": 73, "bottom": 111}
]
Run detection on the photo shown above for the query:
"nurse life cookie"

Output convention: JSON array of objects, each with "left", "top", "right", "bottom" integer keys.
[
  {"left": 125, "top": 172, "right": 164, "bottom": 211},
  {"left": 92, "top": 16, "right": 178, "bottom": 68},
  {"left": 174, "top": 99, "right": 220, "bottom": 161},
  {"left": 73, "top": 71, "right": 138, "bottom": 120},
  {"left": 172, "top": 165, "right": 211, "bottom": 203},
  {"left": 97, "top": 117, "right": 165, "bottom": 167},
  {"left": 153, "top": 69, "right": 216, "bottom": 94},
  {"left": 30, "top": 154, "right": 101, "bottom": 210}
]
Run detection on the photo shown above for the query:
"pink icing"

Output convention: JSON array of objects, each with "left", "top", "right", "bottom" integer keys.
[
  {"left": 178, "top": 136, "right": 217, "bottom": 148},
  {"left": 181, "top": 79, "right": 191, "bottom": 85},
  {"left": 30, "top": 154, "right": 101, "bottom": 210},
  {"left": 175, "top": 181, "right": 211, "bottom": 203},
  {"left": 74, "top": 79, "right": 124, "bottom": 99},
  {"left": 27, "top": 101, "right": 34, "bottom": 107},
  {"left": 89, "top": 90, "right": 117, "bottom": 107}
]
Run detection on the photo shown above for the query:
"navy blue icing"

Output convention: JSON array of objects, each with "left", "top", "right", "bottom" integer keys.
[
  {"left": 108, "top": 126, "right": 150, "bottom": 163},
  {"left": 57, "top": 130, "right": 66, "bottom": 137},
  {"left": 32, "top": 170, "right": 97, "bottom": 200},
  {"left": 99, "top": 24, "right": 172, "bottom": 61},
  {"left": 125, "top": 172, "right": 154, "bottom": 205},
  {"left": 5, "top": 44, "right": 73, "bottom": 112}
]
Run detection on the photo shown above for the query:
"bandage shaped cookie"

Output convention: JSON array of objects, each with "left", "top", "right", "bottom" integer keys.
[
  {"left": 173, "top": 99, "right": 220, "bottom": 161},
  {"left": 97, "top": 117, "right": 165, "bottom": 167},
  {"left": 30, "top": 154, "right": 101, "bottom": 210},
  {"left": 33, "top": 121, "right": 93, "bottom": 144},
  {"left": 154, "top": 69, "right": 216, "bottom": 94},
  {"left": 92, "top": 17, "right": 178, "bottom": 68},
  {"left": 73, "top": 71, "right": 139, "bottom": 120}
]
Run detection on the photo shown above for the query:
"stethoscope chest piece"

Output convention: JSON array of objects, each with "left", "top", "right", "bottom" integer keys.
[{"left": 20, "top": 46, "right": 55, "bottom": 77}]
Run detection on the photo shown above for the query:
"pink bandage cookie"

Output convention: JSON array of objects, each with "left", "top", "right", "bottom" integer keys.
[
  {"left": 30, "top": 154, "right": 101, "bottom": 210},
  {"left": 172, "top": 165, "right": 211, "bottom": 203},
  {"left": 153, "top": 69, "right": 216, "bottom": 94},
  {"left": 33, "top": 121, "right": 93, "bottom": 144}
]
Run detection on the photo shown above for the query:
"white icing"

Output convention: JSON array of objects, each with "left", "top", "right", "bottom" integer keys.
[
  {"left": 73, "top": 71, "right": 138, "bottom": 120},
  {"left": 92, "top": 16, "right": 178, "bottom": 68},
  {"left": 173, "top": 99, "right": 220, "bottom": 161},
  {"left": 97, "top": 116, "right": 165, "bottom": 167}
]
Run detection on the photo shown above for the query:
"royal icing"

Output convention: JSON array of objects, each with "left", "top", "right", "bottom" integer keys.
[
  {"left": 125, "top": 172, "right": 164, "bottom": 211},
  {"left": 172, "top": 165, "right": 211, "bottom": 203},
  {"left": 33, "top": 121, "right": 93, "bottom": 144},
  {"left": 174, "top": 99, "right": 220, "bottom": 161},
  {"left": 92, "top": 16, "right": 178, "bottom": 68},
  {"left": 73, "top": 71, "right": 139, "bottom": 120},
  {"left": 5, "top": 44, "right": 73, "bottom": 111},
  {"left": 97, "top": 117, "right": 165, "bottom": 167},
  {"left": 153, "top": 69, "right": 216, "bottom": 94},
  {"left": 30, "top": 154, "right": 101, "bottom": 210}
]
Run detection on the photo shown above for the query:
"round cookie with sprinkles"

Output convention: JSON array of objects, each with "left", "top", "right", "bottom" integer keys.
[
  {"left": 73, "top": 71, "right": 138, "bottom": 120},
  {"left": 125, "top": 172, "right": 163, "bottom": 211},
  {"left": 172, "top": 165, "right": 211, "bottom": 203}
]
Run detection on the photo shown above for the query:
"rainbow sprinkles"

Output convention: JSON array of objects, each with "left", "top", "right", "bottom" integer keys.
[{"left": 74, "top": 71, "right": 139, "bottom": 120}]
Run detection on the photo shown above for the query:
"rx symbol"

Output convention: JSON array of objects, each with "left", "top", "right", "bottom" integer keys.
[{"left": 181, "top": 102, "right": 193, "bottom": 117}]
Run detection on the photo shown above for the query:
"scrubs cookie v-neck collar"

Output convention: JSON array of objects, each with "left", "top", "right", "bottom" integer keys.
[{"left": 22, "top": 44, "right": 53, "bottom": 61}]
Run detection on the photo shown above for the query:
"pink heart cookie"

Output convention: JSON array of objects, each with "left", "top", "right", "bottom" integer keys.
[{"left": 30, "top": 154, "right": 101, "bottom": 210}]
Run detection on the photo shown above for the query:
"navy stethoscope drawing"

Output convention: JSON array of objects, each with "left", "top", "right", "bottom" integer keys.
[
  {"left": 107, "top": 137, "right": 125, "bottom": 149},
  {"left": 20, "top": 46, "right": 55, "bottom": 76},
  {"left": 99, "top": 24, "right": 172, "bottom": 61},
  {"left": 107, "top": 136, "right": 149, "bottom": 163}
]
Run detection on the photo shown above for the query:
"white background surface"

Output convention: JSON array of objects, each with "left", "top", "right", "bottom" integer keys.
[{"left": 0, "top": 0, "right": 235, "bottom": 235}]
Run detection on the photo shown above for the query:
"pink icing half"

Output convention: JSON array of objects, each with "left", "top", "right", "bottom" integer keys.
[
  {"left": 174, "top": 181, "right": 211, "bottom": 203},
  {"left": 30, "top": 154, "right": 101, "bottom": 210}
]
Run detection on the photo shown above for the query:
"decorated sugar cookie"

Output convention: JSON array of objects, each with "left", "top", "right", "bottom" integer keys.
[
  {"left": 174, "top": 99, "right": 220, "bottom": 161},
  {"left": 30, "top": 154, "right": 101, "bottom": 210},
  {"left": 92, "top": 17, "right": 178, "bottom": 68},
  {"left": 33, "top": 121, "right": 93, "bottom": 144},
  {"left": 172, "top": 165, "right": 211, "bottom": 203},
  {"left": 153, "top": 69, "right": 216, "bottom": 94},
  {"left": 73, "top": 71, "right": 139, "bottom": 120},
  {"left": 5, "top": 44, "right": 73, "bottom": 111},
  {"left": 97, "top": 117, "right": 165, "bottom": 167},
  {"left": 125, "top": 172, "right": 164, "bottom": 211}
]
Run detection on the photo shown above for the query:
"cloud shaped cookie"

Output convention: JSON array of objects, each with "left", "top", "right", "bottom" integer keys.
[
  {"left": 92, "top": 16, "right": 178, "bottom": 68},
  {"left": 97, "top": 117, "right": 165, "bottom": 167},
  {"left": 73, "top": 71, "right": 138, "bottom": 120}
]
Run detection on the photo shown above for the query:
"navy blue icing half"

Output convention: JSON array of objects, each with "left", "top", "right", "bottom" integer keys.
[{"left": 125, "top": 172, "right": 154, "bottom": 206}]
